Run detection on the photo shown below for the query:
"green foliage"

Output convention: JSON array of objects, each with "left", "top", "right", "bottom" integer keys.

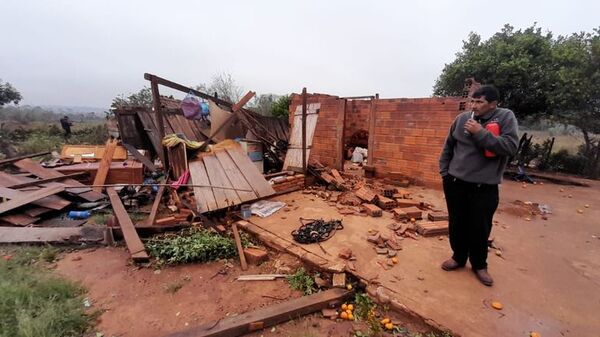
[
  {"left": 145, "top": 228, "right": 238, "bottom": 264},
  {"left": 286, "top": 268, "right": 315, "bottom": 295},
  {"left": 0, "top": 105, "right": 103, "bottom": 123},
  {"left": 0, "top": 246, "right": 93, "bottom": 337},
  {"left": 10, "top": 124, "right": 108, "bottom": 156},
  {"left": 271, "top": 95, "right": 291, "bottom": 118},
  {"left": 110, "top": 87, "right": 152, "bottom": 109},
  {"left": 353, "top": 293, "right": 380, "bottom": 336},
  {"left": 0, "top": 79, "right": 22, "bottom": 106}
]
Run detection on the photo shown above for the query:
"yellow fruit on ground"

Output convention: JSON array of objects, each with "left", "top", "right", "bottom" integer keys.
[
  {"left": 380, "top": 318, "right": 390, "bottom": 325},
  {"left": 410, "top": 218, "right": 416, "bottom": 222},
  {"left": 347, "top": 304, "right": 354, "bottom": 311},
  {"left": 341, "top": 304, "right": 348, "bottom": 310},
  {"left": 346, "top": 309, "right": 353, "bottom": 316},
  {"left": 347, "top": 313, "right": 354, "bottom": 320},
  {"left": 530, "top": 332, "right": 541, "bottom": 337},
  {"left": 340, "top": 311, "right": 348, "bottom": 320},
  {"left": 491, "top": 301, "right": 503, "bottom": 310},
  {"left": 392, "top": 257, "right": 399, "bottom": 264},
  {"left": 384, "top": 323, "right": 394, "bottom": 330},
  {"left": 347, "top": 284, "right": 353, "bottom": 290}
]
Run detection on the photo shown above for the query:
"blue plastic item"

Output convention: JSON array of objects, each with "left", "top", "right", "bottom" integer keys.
[{"left": 68, "top": 211, "right": 91, "bottom": 219}]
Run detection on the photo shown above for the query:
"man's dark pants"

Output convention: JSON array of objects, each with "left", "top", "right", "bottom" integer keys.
[{"left": 442, "top": 176, "right": 499, "bottom": 270}]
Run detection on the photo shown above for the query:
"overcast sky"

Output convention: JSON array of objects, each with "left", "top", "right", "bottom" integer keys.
[{"left": 1, "top": 0, "right": 598, "bottom": 108}]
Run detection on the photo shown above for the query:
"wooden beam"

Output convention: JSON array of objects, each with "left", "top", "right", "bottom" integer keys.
[
  {"left": 0, "top": 151, "right": 51, "bottom": 166},
  {"left": 122, "top": 143, "right": 157, "bottom": 172},
  {"left": 106, "top": 187, "right": 149, "bottom": 262},
  {"left": 150, "top": 77, "right": 166, "bottom": 166},
  {"left": 6, "top": 172, "right": 88, "bottom": 189},
  {"left": 367, "top": 96, "right": 377, "bottom": 166},
  {"left": 0, "top": 185, "right": 65, "bottom": 215},
  {"left": 144, "top": 185, "right": 165, "bottom": 226},
  {"left": 301, "top": 87, "right": 307, "bottom": 174},
  {"left": 165, "top": 288, "right": 349, "bottom": 337},
  {"left": 231, "top": 223, "right": 248, "bottom": 271},
  {"left": 92, "top": 138, "right": 118, "bottom": 193},
  {"left": 144, "top": 73, "right": 236, "bottom": 109}
]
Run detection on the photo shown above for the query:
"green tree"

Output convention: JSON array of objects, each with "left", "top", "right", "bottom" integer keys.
[
  {"left": 110, "top": 87, "right": 152, "bottom": 109},
  {"left": 0, "top": 79, "right": 22, "bottom": 106},
  {"left": 549, "top": 29, "right": 600, "bottom": 177},
  {"left": 270, "top": 95, "right": 291, "bottom": 118},
  {"left": 434, "top": 24, "right": 554, "bottom": 118},
  {"left": 196, "top": 73, "right": 243, "bottom": 103}
]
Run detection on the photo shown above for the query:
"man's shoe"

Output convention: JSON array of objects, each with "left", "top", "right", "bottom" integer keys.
[
  {"left": 474, "top": 269, "right": 493, "bottom": 286},
  {"left": 441, "top": 258, "right": 464, "bottom": 271}
]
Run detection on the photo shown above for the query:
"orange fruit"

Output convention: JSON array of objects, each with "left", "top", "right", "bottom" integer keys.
[
  {"left": 340, "top": 311, "right": 348, "bottom": 320},
  {"left": 384, "top": 323, "right": 394, "bottom": 330},
  {"left": 380, "top": 318, "right": 390, "bottom": 324},
  {"left": 347, "top": 313, "right": 354, "bottom": 320},
  {"left": 341, "top": 304, "right": 347, "bottom": 310},
  {"left": 392, "top": 257, "right": 399, "bottom": 264},
  {"left": 347, "top": 304, "right": 354, "bottom": 311},
  {"left": 491, "top": 301, "right": 503, "bottom": 310}
]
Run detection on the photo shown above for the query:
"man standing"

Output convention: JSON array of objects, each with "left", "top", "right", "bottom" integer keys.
[
  {"left": 439, "top": 85, "right": 518, "bottom": 286},
  {"left": 60, "top": 116, "right": 73, "bottom": 138}
]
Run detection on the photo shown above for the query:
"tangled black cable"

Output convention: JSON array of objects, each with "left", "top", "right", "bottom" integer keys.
[{"left": 291, "top": 218, "right": 344, "bottom": 244}]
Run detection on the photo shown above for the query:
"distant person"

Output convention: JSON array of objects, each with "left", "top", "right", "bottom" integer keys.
[
  {"left": 60, "top": 116, "right": 72, "bottom": 138},
  {"left": 438, "top": 85, "right": 518, "bottom": 286}
]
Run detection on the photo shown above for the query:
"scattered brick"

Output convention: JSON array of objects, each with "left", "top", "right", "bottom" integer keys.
[
  {"left": 243, "top": 247, "right": 269, "bottom": 265},
  {"left": 428, "top": 211, "right": 449, "bottom": 221},
  {"left": 377, "top": 195, "right": 397, "bottom": 210},
  {"left": 355, "top": 187, "right": 378, "bottom": 203},
  {"left": 338, "top": 248, "right": 353, "bottom": 260},
  {"left": 332, "top": 273, "right": 346, "bottom": 288},
  {"left": 363, "top": 204, "right": 383, "bottom": 217}
]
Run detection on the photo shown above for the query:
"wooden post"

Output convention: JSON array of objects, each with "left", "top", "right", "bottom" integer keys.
[
  {"left": 367, "top": 95, "right": 377, "bottom": 166},
  {"left": 232, "top": 223, "right": 248, "bottom": 271},
  {"left": 301, "top": 87, "right": 307, "bottom": 174},
  {"left": 150, "top": 76, "right": 166, "bottom": 166}
]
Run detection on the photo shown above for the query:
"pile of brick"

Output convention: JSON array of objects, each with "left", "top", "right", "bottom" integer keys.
[{"left": 270, "top": 174, "right": 305, "bottom": 193}]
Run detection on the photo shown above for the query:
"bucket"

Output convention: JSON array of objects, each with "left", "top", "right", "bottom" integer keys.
[{"left": 240, "top": 205, "right": 252, "bottom": 219}]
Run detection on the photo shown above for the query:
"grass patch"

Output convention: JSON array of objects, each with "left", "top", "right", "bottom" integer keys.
[
  {"left": 0, "top": 246, "right": 94, "bottom": 337},
  {"left": 286, "top": 267, "right": 315, "bottom": 295},
  {"left": 145, "top": 228, "right": 239, "bottom": 264}
]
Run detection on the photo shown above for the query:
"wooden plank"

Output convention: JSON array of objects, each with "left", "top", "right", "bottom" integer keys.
[
  {"left": 173, "top": 114, "right": 198, "bottom": 141},
  {"left": 231, "top": 223, "right": 248, "bottom": 271},
  {"left": 0, "top": 226, "right": 104, "bottom": 244},
  {"left": 214, "top": 150, "right": 257, "bottom": 202},
  {"left": 106, "top": 187, "right": 149, "bottom": 262},
  {"left": 37, "top": 218, "right": 87, "bottom": 227},
  {"left": 189, "top": 160, "right": 217, "bottom": 213},
  {"left": 283, "top": 103, "right": 320, "bottom": 171},
  {"left": 0, "top": 185, "right": 65, "bottom": 215},
  {"left": 367, "top": 98, "right": 376, "bottom": 166},
  {"left": 6, "top": 172, "right": 88, "bottom": 189},
  {"left": 0, "top": 151, "right": 51, "bottom": 166},
  {"left": 136, "top": 111, "right": 164, "bottom": 157},
  {"left": 0, "top": 186, "right": 69, "bottom": 210},
  {"left": 13, "top": 159, "right": 105, "bottom": 201},
  {"left": 226, "top": 146, "right": 275, "bottom": 198},
  {"left": 23, "top": 207, "right": 52, "bottom": 218},
  {"left": 0, "top": 214, "right": 39, "bottom": 226},
  {"left": 203, "top": 155, "right": 241, "bottom": 209},
  {"left": 166, "top": 288, "right": 349, "bottom": 337},
  {"left": 93, "top": 139, "right": 118, "bottom": 192},
  {"left": 122, "top": 143, "right": 157, "bottom": 172},
  {"left": 144, "top": 186, "right": 165, "bottom": 226}
]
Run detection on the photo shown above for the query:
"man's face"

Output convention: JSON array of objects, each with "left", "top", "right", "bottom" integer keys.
[{"left": 470, "top": 96, "right": 497, "bottom": 116}]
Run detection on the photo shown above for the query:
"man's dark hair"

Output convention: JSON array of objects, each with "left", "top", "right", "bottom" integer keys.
[{"left": 472, "top": 85, "right": 500, "bottom": 103}]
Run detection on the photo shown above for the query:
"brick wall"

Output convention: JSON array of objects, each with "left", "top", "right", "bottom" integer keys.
[
  {"left": 288, "top": 94, "right": 465, "bottom": 187},
  {"left": 370, "top": 97, "right": 463, "bottom": 187}
]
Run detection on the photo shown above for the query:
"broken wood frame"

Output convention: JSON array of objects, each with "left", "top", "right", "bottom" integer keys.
[{"left": 144, "top": 73, "right": 257, "bottom": 172}]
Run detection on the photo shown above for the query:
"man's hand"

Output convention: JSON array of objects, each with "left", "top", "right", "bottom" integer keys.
[{"left": 464, "top": 119, "right": 483, "bottom": 134}]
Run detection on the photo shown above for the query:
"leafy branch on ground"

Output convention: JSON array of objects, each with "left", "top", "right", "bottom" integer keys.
[
  {"left": 145, "top": 228, "right": 240, "bottom": 264},
  {"left": 0, "top": 246, "right": 95, "bottom": 337},
  {"left": 353, "top": 292, "right": 381, "bottom": 336},
  {"left": 286, "top": 267, "right": 315, "bottom": 295}
]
